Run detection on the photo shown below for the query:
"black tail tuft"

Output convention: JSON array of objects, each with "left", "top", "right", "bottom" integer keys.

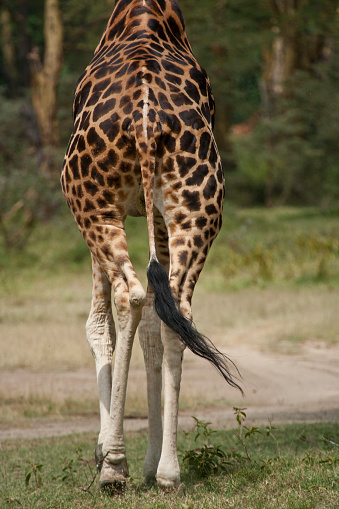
[{"left": 147, "top": 259, "right": 243, "bottom": 394}]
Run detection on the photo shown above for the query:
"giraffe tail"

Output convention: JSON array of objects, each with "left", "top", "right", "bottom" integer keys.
[
  {"left": 134, "top": 116, "right": 242, "bottom": 393},
  {"left": 134, "top": 118, "right": 158, "bottom": 263},
  {"left": 147, "top": 259, "right": 243, "bottom": 394}
]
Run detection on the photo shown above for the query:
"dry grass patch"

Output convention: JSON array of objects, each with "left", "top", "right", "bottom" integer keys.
[
  {"left": 193, "top": 285, "right": 339, "bottom": 352},
  {"left": 2, "top": 281, "right": 339, "bottom": 372}
]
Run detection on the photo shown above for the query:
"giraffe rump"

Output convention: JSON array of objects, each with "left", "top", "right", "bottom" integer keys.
[{"left": 147, "top": 259, "right": 243, "bottom": 393}]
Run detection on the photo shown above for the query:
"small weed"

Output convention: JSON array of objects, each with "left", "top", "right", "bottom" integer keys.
[
  {"left": 181, "top": 418, "right": 230, "bottom": 478},
  {"left": 232, "top": 407, "right": 262, "bottom": 461},
  {"left": 264, "top": 422, "right": 280, "bottom": 457},
  {"left": 191, "top": 416, "right": 216, "bottom": 442},
  {"left": 302, "top": 452, "right": 316, "bottom": 466},
  {"left": 53, "top": 447, "right": 96, "bottom": 490},
  {"left": 57, "top": 458, "right": 78, "bottom": 483},
  {"left": 258, "top": 457, "right": 275, "bottom": 470},
  {"left": 181, "top": 443, "right": 229, "bottom": 478},
  {"left": 318, "top": 455, "right": 339, "bottom": 466},
  {"left": 24, "top": 461, "right": 43, "bottom": 489}
]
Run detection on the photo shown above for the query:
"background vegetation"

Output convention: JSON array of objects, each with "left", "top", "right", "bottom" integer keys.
[{"left": 1, "top": 1, "right": 339, "bottom": 253}]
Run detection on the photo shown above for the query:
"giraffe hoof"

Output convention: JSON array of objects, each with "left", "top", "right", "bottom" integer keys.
[
  {"left": 144, "top": 472, "right": 157, "bottom": 486},
  {"left": 143, "top": 454, "right": 160, "bottom": 485},
  {"left": 100, "top": 455, "right": 129, "bottom": 493},
  {"left": 156, "top": 474, "right": 180, "bottom": 490}
]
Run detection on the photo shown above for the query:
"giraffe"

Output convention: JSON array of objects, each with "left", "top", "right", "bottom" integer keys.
[{"left": 61, "top": 0, "right": 242, "bottom": 491}]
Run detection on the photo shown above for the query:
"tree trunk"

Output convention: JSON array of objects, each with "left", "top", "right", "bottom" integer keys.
[
  {"left": 260, "top": 0, "right": 331, "bottom": 205},
  {"left": 0, "top": 8, "right": 18, "bottom": 95},
  {"left": 262, "top": 0, "right": 329, "bottom": 105},
  {"left": 28, "top": 0, "right": 63, "bottom": 175},
  {"left": 16, "top": 0, "right": 31, "bottom": 88}
]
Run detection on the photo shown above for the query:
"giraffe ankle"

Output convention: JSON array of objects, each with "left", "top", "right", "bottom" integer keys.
[{"left": 129, "top": 286, "right": 146, "bottom": 307}]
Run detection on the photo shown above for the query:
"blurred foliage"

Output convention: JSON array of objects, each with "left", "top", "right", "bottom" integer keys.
[
  {"left": 0, "top": 88, "right": 64, "bottom": 250},
  {"left": 232, "top": 50, "right": 339, "bottom": 206},
  {"left": 1, "top": 207, "right": 339, "bottom": 295},
  {"left": 0, "top": 0, "right": 339, "bottom": 252},
  {"left": 206, "top": 206, "right": 339, "bottom": 290}
]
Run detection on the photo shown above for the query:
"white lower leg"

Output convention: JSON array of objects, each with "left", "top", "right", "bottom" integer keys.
[
  {"left": 139, "top": 295, "right": 164, "bottom": 481},
  {"left": 144, "top": 368, "right": 163, "bottom": 480},
  {"left": 86, "top": 305, "right": 115, "bottom": 442},
  {"left": 86, "top": 267, "right": 115, "bottom": 446},
  {"left": 96, "top": 360, "right": 112, "bottom": 444},
  {"left": 100, "top": 291, "right": 145, "bottom": 486},
  {"left": 156, "top": 324, "right": 184, "bottom": 489}
]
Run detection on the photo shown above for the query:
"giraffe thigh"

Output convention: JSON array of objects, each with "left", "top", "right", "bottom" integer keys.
[{"left": 82, "top": 222, "right": 146, "bottom": 306}]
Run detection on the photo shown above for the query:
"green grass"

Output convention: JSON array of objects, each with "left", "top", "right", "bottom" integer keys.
[
  {"left": 1, "top": 422, "right": 338, "bottom": 508},
  {"left": 1, "top": 205, "right": 339, "bottom": 297},
  {"left": 205, "top": 205, "right": 339, "bottom": 291}
]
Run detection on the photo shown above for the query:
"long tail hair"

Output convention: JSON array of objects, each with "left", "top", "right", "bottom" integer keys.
[{"left": 147, "top": 259, "right": 243, "bottom": 394}]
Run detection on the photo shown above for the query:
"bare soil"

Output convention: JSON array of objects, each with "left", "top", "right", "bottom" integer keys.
[{"left": 1, "top": 341, "right": 338, "bottom": 440}]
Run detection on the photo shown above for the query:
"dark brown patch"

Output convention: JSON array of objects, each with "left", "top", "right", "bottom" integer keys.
[{"left": 182, "top": 189, "right": 201, "bottom": 212}]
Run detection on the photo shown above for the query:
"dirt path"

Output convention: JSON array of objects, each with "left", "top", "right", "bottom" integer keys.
[{"left": 1, "top": 342, "right": 338, "bottom": 440}]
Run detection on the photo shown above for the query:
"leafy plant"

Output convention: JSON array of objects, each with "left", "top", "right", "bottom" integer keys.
[
  {"left": 25, "top": 461, "right": 43, "bottom": 489},
  {"left": 181, "top": 418, "right": 230, "bottom": 478},
  {"left": 52, "top": 447, "right": 93, "bottom": 486},
  {"left": 232, "top": 407, "right": 262, "bottom": 461},
  {"left": 59, "top": 458, "right": 78, "bottom": 483},
  {"left": 264, "top": 422, "right": 280, "bottom": 457},
  {"left": 180, "top": 408, "right": 339, "bottom": 485}
]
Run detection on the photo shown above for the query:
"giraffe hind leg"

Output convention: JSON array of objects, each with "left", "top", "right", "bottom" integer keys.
[
  {"left": 99, "top": 270, "right": 144, "bottom": 491},
  {"left": 84, "top": 225, "right": 146, "bottom": 490},
  {"left": 147, "top": 235, "right": 242, "bottom": 488}
]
